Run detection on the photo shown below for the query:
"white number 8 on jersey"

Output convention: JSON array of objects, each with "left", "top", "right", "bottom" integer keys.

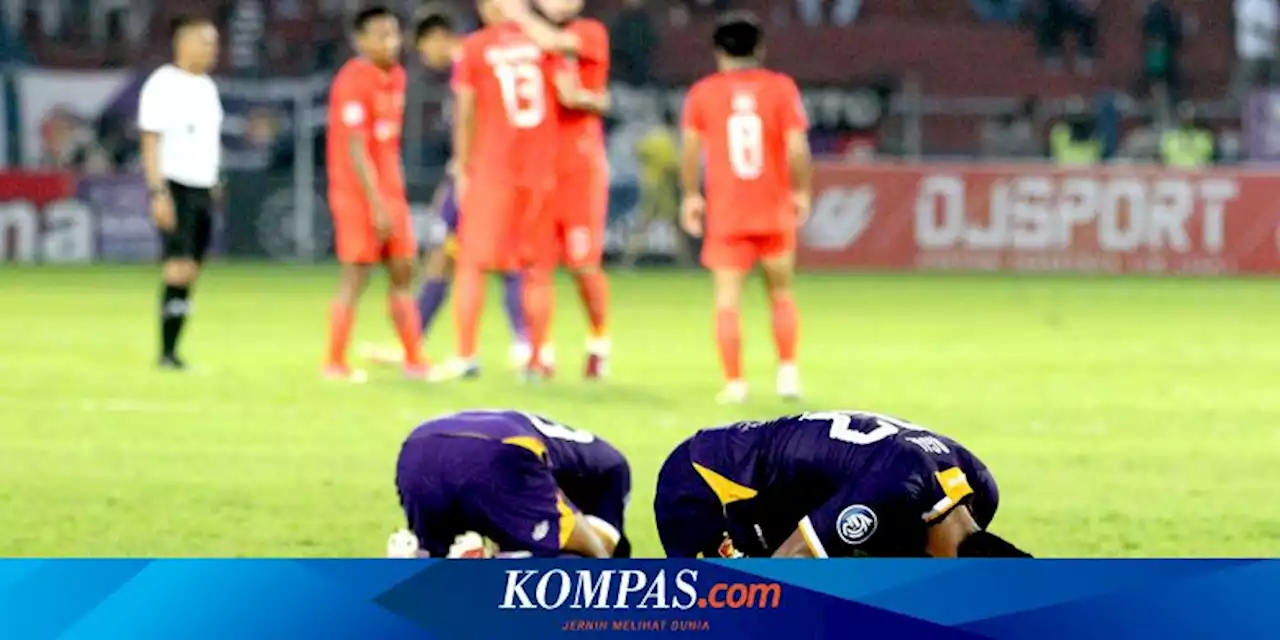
[
  {"left": 494, "top": 61, "right": 546, "bottom": 129},
  {"left": 727, "top": 111, "right": 764, "bottom": 180}
]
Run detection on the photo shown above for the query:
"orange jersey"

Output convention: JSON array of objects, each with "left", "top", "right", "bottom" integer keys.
[
  {"left": 453, "top": 22, "right": 560, "bottom": 190},
  {"left": 682, "top": 68, "right": 809, "bottom": 237},
  {"left": 326, "top": 58, "right": 407, "bottom": 207},
  {"left": 552, "top": 18, "right": 610, "bottom": 172}
]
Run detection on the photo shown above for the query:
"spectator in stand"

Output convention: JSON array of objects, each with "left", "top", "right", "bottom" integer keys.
[
  {"left": 972, "top": 0, "right": 1026, "bottom": 24},
  {"left": 1050, "top": 98, "right": 1103, "bottom": 165},
  {"left": 1231, "top": 0, "right": 1278, "bottom": 105},
  {"left": 1160, "top": 102, "right": 1216, "bottom": 167},
  {"left": 981, "top": 96, "right": 1042, "bottom": 158},
  {"left": 611, "top": 0, "right": 659, "bottom": 86},
  {"left": 1139, "top": 0, "right": 1184, "bottom": 107},
  {"left": 797, "top": 0, "right": 862, "bottom": 26},
  {"left": 1035, "top": 0, "right": 1099, "bottom": 74}
]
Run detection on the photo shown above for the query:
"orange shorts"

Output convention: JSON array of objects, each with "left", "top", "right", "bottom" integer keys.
[
  {"left": 331, "top": 194, "right": 416, "bottom": 264},
  {"left": 459, "top": 183, "right": 550, "bottom": 271},
  {"left": 550, "top": 160, "right": 609, "bottom": 269},
  {"left": 701, "top": 231, "right": 796, "bottom": 271}
]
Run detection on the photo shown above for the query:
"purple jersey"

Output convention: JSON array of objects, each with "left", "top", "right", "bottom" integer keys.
[
  {"left": 436, "top": 178, "right": 459, "bottom": 233},
  {"left": 655, "top": 411, "right": 998, "bottom": 559},
  {"left": 397, "top": 410, "right": 629, "bottom": 557}
]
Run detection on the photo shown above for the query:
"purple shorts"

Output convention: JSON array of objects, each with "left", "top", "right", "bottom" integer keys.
[{"left": 396, "top": 433, "right": 575, "bottom": 558}]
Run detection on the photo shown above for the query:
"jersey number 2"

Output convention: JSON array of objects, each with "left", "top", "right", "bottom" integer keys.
[
  {"left": 523, "top": 412, "right": 596, "bottom": 443},
  {"left": 801, "top": 411, "right": 929, "bottom": 445},
  {"left": 727, "top": 111, "right": 764, "bottom": 180},
  {"left": 494, "top": 61, "right": 546, "bottom": 129}
]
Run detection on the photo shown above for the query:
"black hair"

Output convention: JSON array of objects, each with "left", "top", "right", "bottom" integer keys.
[
  {"left": 353, "top": 5, "right": 398, "bottom": 33},
  {"left": 170, "top": 15, "right": 212, "bottom": 39},
  {"left": 415, "top": 12, "right": 454, "bottom": 42},
  {"left": 957, "top": 531, "right": 1033, "bottom": 558},
  {"left": 712, "top": 11, "right": 763, "bottom": 59}
]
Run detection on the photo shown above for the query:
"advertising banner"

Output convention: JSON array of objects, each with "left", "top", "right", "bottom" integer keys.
[
  {"left": 799, "top": 163, "right": 1280, "bottom": 275},
  {"left": 0, "top": 559, "right": 1278, "bottom": 639},
  {"left": 77, "top": 173, "right": 156, "bottom": 261}
]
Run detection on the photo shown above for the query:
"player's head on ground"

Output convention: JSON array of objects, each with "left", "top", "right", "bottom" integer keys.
[
  {"left": 476, "top": 0, "right": 506, "bottom": 26},
  {"left": 170, "top": 15, "right": 219, "bottom": 74},
  {"left": 353, "top": 5, "right": 403, "bottom": 68},
  {"left": 415, "top": 11, "right": 457, "bottom": 71},
  {"left": 533, "top": 0, "right": 583, "bottom": 25},
  {"left": 712, "top": 11, "right": 764, "bottom": 69}
]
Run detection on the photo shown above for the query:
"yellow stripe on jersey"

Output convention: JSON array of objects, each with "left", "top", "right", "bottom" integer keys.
[
  {"left": 444, "top": 235, "right": 459, "bottom": 258},
  {"left": 502, "top": 435, "right": 548, "bottom": 460},
  {"left": 557, "top": 493, "right": 576, "bottom": 549},
  {"left": 692, "top": 462, "right": 759, "bottom": 505},
  {"left": 923, "top": 466, "right": 975, "bottom": 522}
]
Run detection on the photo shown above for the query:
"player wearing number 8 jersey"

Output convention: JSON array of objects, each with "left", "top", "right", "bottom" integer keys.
[
  {"left": 654, "top": 411, "right": 1030, "bottom": 559},
  {"left": 444, "top": 0, "right": 561, "bottom": 380},
  {"left": 680, "top": 12, "right": 813, "bottom": 405},
  {"left": 391, "top": 410, "right": 631, "bottom": 558}
]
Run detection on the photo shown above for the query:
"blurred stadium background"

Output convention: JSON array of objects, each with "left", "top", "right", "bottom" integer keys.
[{"left": 1, "top": 0, "right": 1279, "bottom": 557}]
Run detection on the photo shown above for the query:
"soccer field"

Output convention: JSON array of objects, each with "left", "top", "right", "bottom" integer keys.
[{"left": 1, "top": 264, "right": 1277, "bottom": 558}]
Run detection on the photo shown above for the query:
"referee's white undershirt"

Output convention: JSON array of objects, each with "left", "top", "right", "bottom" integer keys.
[{"left": 137, "top": 63, "right": 223, "bottom": 188}]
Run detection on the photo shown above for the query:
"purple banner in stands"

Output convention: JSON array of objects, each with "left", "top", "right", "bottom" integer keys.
[
  {"left": 79, "top": 174, "right": 157, "bottom": 261},
  {"left": 1244, "top": 90, "right": 1280, "bottom": 162}
]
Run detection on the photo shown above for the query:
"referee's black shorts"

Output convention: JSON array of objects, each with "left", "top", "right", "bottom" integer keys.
[{"left": 161, "top": 180, "right": 214, "bottom": 262}]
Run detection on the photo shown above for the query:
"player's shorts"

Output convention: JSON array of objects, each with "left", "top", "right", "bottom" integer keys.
[
  {"left": 395, "top": 433, "right": 578, "bottom": 558},
  {"left": 436, "top": 180, "right": 461, "bottom": 258},
  {"left": 701, "top": 231, "right": 796, "bottom": 272},
  {"left": 160, "top": 180, "right": 214, "bottom": 263},
  {"left": 550, "top": 159, "right": 608, "bottom": 269},
  {"left": 459, "top": 183, "right": 549, "bottom": 271},
  {"left": 653, "top": 437, "right": 731, "bottom": 559},
  {"left": 330, "top": 192, "right": 416, "bottom": 265}
]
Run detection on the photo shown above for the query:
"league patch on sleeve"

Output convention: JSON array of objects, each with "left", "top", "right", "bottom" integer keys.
[
  {"left": 342, "top": 101, "right": 365, "bottom": 126},
  {"left": 836, "top": 504, "right": 878, "bottom": 546}
]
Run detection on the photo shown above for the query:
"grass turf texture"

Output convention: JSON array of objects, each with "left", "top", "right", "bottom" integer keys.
[{"left": 1, "top": 264, "right": 1277, "bottom": 558}]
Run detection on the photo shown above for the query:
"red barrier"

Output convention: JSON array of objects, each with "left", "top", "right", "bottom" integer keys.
[{"left": 799, "top": 163, "right": 1280, "bottom": 275}]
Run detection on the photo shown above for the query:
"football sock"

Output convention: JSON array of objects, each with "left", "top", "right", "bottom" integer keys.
[
  {"left": 327, "top": 300, "right": 355, "bottom": 366},
  {"left": 770, "top": 291, "right": 799, "bottom": 364},
  {"left": 160, "top": 284, "right": 190, "bottom": 359},
  {"left": 389, "top": 294, "right": 424, "bottom": 366},
  {"left": 501, "top": 272, "right": 527, "bottom": 342},
  {"left": 523, "top": 268, "right": 555, "bottom": 368},
  {"left": 416, "top": 277, "right": 450, "bottom": 333},
  {"left": 715, "top": 306, "right": 742, "bottom": 381},
  {"left": 453, "top": 265, "right": 485, "bottom": 361},
  {"left": 574, "top": 270, "right": 610, "bottom": 342}
]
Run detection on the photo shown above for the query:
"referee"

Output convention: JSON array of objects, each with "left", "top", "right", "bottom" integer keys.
[{"left": 138, "top": 15, "right": 223, "bottom": 370}]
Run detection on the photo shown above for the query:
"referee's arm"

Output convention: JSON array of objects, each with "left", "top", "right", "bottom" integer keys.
[{"left": 138, "top": 85, "right": 175, "bottom": 232}]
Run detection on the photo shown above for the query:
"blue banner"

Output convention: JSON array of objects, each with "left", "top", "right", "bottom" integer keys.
[{"left": 0, "top": 560, "right": 1271, "bottom": 639}]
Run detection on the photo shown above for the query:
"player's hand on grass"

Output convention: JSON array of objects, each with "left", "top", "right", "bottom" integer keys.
[
  {"left": 150, "top": 190, "right": 176, "bottom": 232},
  {"left": 681, "top": 194, "right": 706, "bottom": 237},
  {"left": 792, "top": 191, "right": 812, "bottom": 227}
]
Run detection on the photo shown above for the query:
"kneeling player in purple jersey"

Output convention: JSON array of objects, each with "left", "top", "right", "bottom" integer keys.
[
  {"left": 654, "top": 411, "right": 1029, "bottom": 558},
  {"left": 390, "top": 410, "right": 631, "bottom": 558}
]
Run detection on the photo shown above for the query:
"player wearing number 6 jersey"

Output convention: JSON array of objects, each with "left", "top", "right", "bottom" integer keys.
[
  {"left": 654, "top": 411, "right": 1030, "bottom": 559},
  {"left": 391, "top": 410, "right": 631, "bottom": 558},
  {"left": 680, "top": 12, "right": 812, "bottom": 405}
]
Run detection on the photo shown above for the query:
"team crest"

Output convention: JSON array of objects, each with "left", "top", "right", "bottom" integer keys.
[{"left": 836, "top": 505, "right": 877, "bottom": 546}]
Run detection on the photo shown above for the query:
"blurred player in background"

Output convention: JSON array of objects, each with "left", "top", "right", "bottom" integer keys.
[
  {"left": 654, "top": 411, "right": 1030, "bottom": 558},
  {"left": 625, "top": 111, "right": 686, "bottom": 268},
  {"left": 680, "top": 12, "right": 812, "bottom": 404},
  {"left": 389, "top": 410, "right": 631, "bottom": 558},
  {"left": 442, "top": 0, "right": 562, "bottom": 381},
  {"left": 364, "top": 10, "right": 533, "bottom": 371},
  {"left": 324, "top": 6, "right": 425, "bottom": 382},
  {"left": 533, "top": 0, "right": 614, "bottom": 379}
]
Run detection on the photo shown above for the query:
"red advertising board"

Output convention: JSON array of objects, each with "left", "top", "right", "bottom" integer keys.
[{"left": 799, "top": 163, "right": 1280, "bottom": 275}]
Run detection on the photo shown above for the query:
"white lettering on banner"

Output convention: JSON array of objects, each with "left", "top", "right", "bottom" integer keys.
[
  {"left": 0, "top": 199, "right": 94, "bottom": 263},
  {"left": 803, "top": 186, "right": 876, "bottom": 250},
  {"left": 500, "top": 569, "right": 700, "bottom": 610},
  {"left": 915, "top": 175, "right": 1240, "bottom": 254}
]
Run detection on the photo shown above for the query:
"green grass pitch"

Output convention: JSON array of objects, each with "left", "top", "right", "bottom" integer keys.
[{"left": 1, "top": 264, "right": 1278, "bottom": 557}]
